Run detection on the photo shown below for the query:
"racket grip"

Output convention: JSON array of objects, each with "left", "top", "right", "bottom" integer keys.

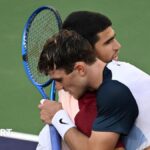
[
  {"left": 50, "top": 80, "right": 56, "bottom": 100},
  {"left": 50, "top": 80, "right": 61, "bottom": 150}
]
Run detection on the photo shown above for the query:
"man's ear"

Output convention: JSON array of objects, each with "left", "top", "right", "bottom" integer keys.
[{"left": 74, "top": 62, "right": 86, "bottom": 76}]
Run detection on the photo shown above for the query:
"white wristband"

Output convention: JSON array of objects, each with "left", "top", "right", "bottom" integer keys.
[
  {"left": 52, "top": 109, "right": 76, "bottom": 139},
  {"left": 40, "top": 99, "right": 46, "bottom": 104}
]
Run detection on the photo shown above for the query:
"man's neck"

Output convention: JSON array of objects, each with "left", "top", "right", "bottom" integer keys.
[{"left": 87, "top": 59, "right": 106, "bottom": 90}]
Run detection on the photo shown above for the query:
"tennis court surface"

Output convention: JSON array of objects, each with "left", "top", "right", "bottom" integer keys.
[{"left": 0, "top": 131, "right": 38, "bottom": 150}]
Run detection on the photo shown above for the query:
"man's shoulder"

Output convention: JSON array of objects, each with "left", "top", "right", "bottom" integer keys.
[
  {"left": 107, "top": 60, "right": 149, "bottom": 77},
  {"left": 107, "top": 61, "right": 139, "bottom": 74},
  {"left": 106, "top": 61, "right": 150, "bottom": 86},
  {"left": 93, "top": 79, "right": 138, "bottom": 135},
  {"left": 96, "top": 80, "right": 134, "bottom": 107},
  {"left": 97, "top": 79, "right": 128, "bottom": 97}
]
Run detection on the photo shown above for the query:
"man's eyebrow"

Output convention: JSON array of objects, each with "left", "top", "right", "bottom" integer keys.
[{"left": 104, "top": 33, "right": 116, "bottom": 45}]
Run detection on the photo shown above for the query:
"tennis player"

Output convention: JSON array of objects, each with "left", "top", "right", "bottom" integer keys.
[{"left": 36, "top": 11, "right": 124, "bottom": 150}]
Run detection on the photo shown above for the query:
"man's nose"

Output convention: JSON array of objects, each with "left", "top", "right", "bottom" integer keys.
[{"left": 114, "top": 39, "right": 121, "bottom": 50}]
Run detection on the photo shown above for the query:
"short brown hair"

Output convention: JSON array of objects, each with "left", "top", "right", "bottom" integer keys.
[{"left": 38, "top": 30, "right": 96, "bottom": 75}]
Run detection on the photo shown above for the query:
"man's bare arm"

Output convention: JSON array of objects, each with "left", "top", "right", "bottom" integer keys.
[{"left": 64, "top": 128, "right": 120, "bottom": 150}]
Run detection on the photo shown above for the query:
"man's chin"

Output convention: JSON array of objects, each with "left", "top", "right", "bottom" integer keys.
[{"left": 113, "top": 56, "right": 118, "bottom": 61}]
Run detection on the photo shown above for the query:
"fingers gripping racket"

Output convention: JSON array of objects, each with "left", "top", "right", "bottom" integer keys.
[{"left": 21, "top": 6, "right": 62, "bottom": 150}]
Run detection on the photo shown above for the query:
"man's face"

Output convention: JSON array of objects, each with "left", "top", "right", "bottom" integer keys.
[
  {"left": 94, "top": 26, "right": 121, "bottom": 63},
  {"left": 49, "top": 67, "right": 87, "bottom": 99}
]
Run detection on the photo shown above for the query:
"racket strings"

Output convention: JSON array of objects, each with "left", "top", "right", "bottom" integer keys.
[{"left": 27, "top": 10, "right": 59, "bottom": 84}]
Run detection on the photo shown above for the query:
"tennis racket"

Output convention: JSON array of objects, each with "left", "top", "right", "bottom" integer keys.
[{"left": 21, "top": 6, "right": 62, "bottom": 150}]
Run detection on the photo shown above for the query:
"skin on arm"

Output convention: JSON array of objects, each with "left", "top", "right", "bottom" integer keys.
[{"left": 64, "top": 128, "right": 120, "bottom": 150}]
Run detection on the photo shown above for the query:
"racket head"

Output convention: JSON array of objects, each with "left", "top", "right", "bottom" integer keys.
[{"left": 22, "top": 5, "right": 62, "bottom": 90}]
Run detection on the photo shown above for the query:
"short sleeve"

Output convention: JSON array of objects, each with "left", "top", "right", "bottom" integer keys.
[{"left": 93, "top": 80, "right": 138, "bottom": 135}]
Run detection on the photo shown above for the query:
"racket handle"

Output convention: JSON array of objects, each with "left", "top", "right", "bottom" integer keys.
[
  {"left": 50, "top": 80, "right": 56, "bottom": 100},
  {"left": 50, "top": 80, "right": 61, "bottom": 150}
]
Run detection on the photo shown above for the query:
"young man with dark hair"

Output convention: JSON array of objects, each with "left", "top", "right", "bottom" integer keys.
[
  {"left": 37, "top": 30, "right": 150, "bottom": 150},
  {"left": 62, "top": 11, "right": 118, "bottom": 63}
]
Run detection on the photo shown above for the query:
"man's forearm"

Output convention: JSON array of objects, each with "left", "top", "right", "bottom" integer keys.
[
  {"left": 64, "top": 128, "right": 119, "bottom": 150},
  {"left": 64, "top": 127, "right": 90, "bottom": 150},
  {"left": 51, "top": 110, "right": 119, "bottom": 150},
  {"left": 52, "top": 109, "right": 92, "bottom": 150}
]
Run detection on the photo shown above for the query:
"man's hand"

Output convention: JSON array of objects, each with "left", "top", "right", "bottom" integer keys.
[{"left": 38, "top": 100, "right": 62, "bottom": 124}]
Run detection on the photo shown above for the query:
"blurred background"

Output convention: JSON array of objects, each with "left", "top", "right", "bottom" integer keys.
[{"left": 0, "top": 0, "right": 150, "bottom": 135}]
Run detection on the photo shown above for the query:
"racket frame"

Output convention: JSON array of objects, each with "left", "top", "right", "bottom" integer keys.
[{"left": 22, "top": 6, "right": 62, "bottom": 99}]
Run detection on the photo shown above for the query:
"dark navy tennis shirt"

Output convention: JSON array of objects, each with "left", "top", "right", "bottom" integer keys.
[{"left": 92, "top": 67, "right": 139, "bottom": 135}]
